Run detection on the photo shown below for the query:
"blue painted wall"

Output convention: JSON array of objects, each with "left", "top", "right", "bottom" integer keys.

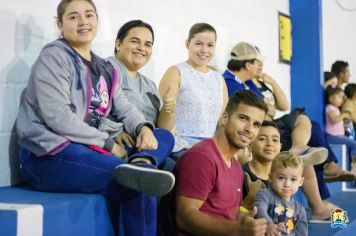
[{"left": 290, "top": 0, "right": 324, "bottom": 125}]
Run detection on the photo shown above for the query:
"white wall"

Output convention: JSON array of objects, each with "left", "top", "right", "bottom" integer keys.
[
  {"left": 323, "top": 0, "right": 356, "bottom": 83},
  {"left": 0, "top": 0, "right": 289, "bottom": 186}
]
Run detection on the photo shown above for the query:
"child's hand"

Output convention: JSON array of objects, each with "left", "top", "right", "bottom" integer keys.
[{"left": 265, "top": 223, "right": 285, "bottom": 236}]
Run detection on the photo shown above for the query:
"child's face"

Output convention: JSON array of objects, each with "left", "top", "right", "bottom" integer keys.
[
  {"left": 270, "top": 167, "right": 304, "bottom": 201},
  {"left": 251, "top": 126, "right": 281, "bottom": 162},
  {"left": 329, "top": 92, "right": 345, "bottom": 108}
]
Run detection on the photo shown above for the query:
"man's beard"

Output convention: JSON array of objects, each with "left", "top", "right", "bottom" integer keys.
[{"left": 225, "top": 128, "right": 247, "bottom": 150}]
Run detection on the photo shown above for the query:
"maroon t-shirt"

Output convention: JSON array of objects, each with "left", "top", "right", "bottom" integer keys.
[{"left": 175, "top": 138, "right": 243, "bottom": 221}]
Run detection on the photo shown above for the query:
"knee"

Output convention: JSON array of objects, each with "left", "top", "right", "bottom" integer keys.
[
  {"left": 296, "top": 114, "right": 312, "bottom": 129},
  {"left": 153, "top": 128, "right": 175, "bottom": 149},
  {"left": 302, "top": 165, "right": 316, "bottom": 179},
  {"left": 154, "top": 128, "right": 174, "bottom": 141}
]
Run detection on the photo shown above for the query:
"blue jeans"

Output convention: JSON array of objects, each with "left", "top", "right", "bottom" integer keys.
[
  {"left": 309, "top": 121, "right": 338, "bottom": 163},
  {"left": 326, "top": 134, "right": 356, "bottom": 157},
  {"left": 19, "top": 128, "right": 174, "bottom": 236}
]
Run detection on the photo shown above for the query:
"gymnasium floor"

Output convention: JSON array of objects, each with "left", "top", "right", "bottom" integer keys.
[{"left": 308, "top": 191, "right": 356, "bottom": 236}]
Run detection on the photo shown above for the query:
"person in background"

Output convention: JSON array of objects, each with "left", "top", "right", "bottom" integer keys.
[
  {"left": 342, "top": 83, "right": 356, "bottom": 137},
  {"left": 324, "top": 71, "right": 338, "bottom": 89},
  {"left": 222, "top": 41, "right": 327, "bottom": 166},
  {"left": 255, "top": 151, "right": 307, "bottom": 236},
  {"left": 158, "top": 22, "right": 228, "bottom": 157},
  {"left": 320, "top": 74, "right": 356, "bottom": 182},
  {"left": 252, "top": 63, "right": 355, "bottom": 184},
  {"left": 224, "top": 42, "right": 346, "bottom": 221},
  {"left": 331, "top": 60, "right": 351, "bottom": 88},
  {"left": 325, "top": 86, "right": 356, "bottom": 174},
  {"left": 16, "top": 1, "right": 174, "bottom": 235}
]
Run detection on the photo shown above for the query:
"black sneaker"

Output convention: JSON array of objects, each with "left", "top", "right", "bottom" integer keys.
[{"left": 115, "top": 163, "right": 175, "bottom": 196}]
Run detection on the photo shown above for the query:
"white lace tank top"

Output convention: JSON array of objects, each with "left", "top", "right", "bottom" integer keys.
[{"left": 175, "top": 62, "right": 224, "bottom": 138}]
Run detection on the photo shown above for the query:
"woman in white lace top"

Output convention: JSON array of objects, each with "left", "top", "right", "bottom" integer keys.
[{"left": 158, "top": 23, "right": 228, "bottom": 153}]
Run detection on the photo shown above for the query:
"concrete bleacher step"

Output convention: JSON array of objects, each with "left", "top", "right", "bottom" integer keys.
[
  {"left": 0, "top": 186, "right": 114, "bottom": 236},
  {"left": 333, "top": 219, "right": 356, "bottom": 236}
]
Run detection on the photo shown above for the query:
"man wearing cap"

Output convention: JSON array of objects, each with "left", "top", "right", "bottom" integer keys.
[{"left": 222, "top": 42, "right": 265, "bottom": 97}]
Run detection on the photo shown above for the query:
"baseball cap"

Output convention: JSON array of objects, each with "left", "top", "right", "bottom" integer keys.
[{"left": 230, "top": 42, "right": 264, "bottom": 61}]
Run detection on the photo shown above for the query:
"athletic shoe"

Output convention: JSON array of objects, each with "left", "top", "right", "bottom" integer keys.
[
  {"left": 115, "top": 163, "right": 175, "bottom": 196},
  {"left": 300, "top": 147, "right": 328, "bottom": 166}
]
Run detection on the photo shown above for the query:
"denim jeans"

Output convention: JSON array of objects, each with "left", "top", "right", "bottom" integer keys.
[
  {"left": 19, "top": 128, "right": 174, "bottom": 236},
  {"left": 326, "top": 134, "right": 356, "bottom": 157},
  {"left": 309, "top": 121, "right": 338, "bottom": 163}
]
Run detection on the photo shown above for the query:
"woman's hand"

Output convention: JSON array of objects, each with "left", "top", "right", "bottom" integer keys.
[
  {"left": 111, "top": 142, "right": 128, "bottom": 159},
  {"left": 115, "top": 131, "right": 135, "bottom": 148},
  {"left": 136, "top": 126, "right": 158, "bottom": 151},
  {"left": 162, "top": 84, "right": 177, "bottom": 114}
]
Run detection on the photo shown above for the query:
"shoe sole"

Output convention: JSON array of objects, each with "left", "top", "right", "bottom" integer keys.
[
  {"left": 301, "top": 148, "right": 328, "bottom": 166},
  {"left": 115, "top": 164, "right": 175, "bottom": 196},
  {"left": 309, "top": 219, "right": 331, "bottom": 224},
  {"left": 324, "top": 173, "right": 356, "bottom": 182}
]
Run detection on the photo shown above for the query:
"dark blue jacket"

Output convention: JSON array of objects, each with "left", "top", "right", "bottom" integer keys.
[{"left": 222, "top": 70, "right": 264, "bottom": 98}]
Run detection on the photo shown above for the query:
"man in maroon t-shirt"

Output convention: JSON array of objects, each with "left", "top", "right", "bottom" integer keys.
[{"left": 174, "top": 90, "right": 268, "bottom": 236}]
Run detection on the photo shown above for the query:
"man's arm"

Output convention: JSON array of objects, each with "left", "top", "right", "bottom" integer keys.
[
  {"left": 176, "top": 195, "right": 267, "bottom": 236},
  {"left": 342, "top": 100, "right": 356, "bottom": 123}
]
